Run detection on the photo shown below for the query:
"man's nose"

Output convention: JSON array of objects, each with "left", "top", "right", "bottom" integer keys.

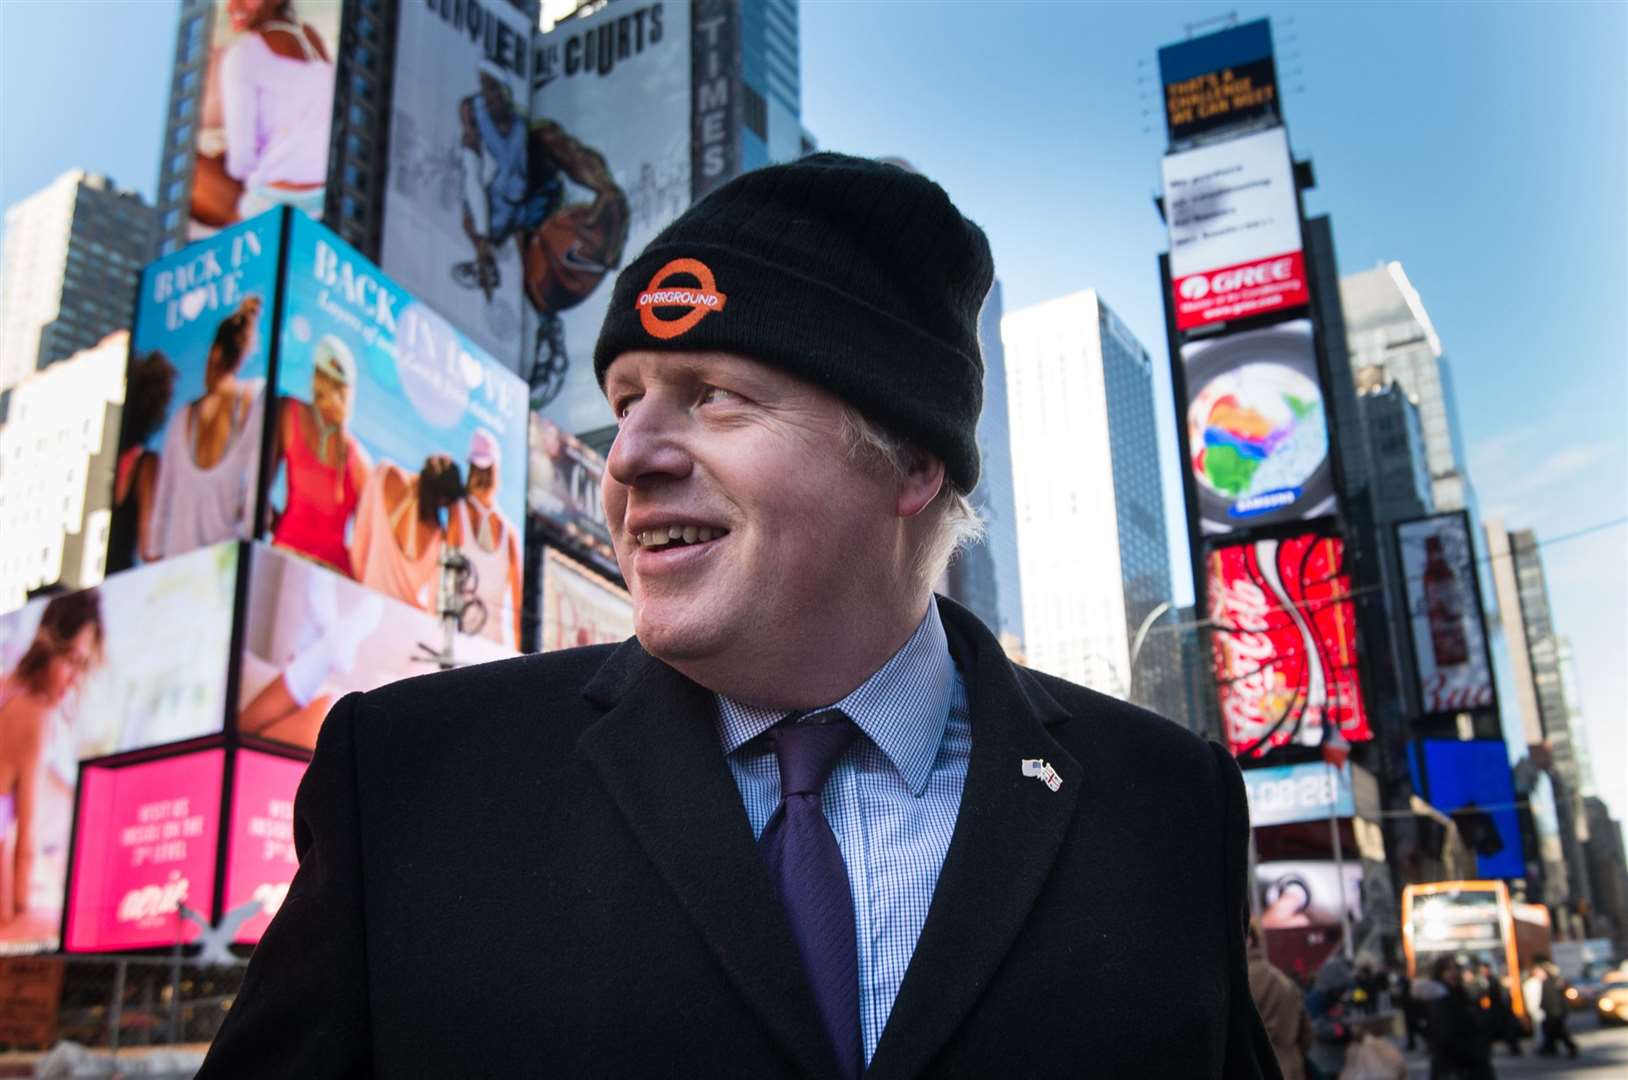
[{"left": 605, "top": 399, "right": 692, "bottom": 487}]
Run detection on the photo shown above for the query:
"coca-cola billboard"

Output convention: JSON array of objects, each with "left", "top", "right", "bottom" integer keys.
[
  {"left": 1208, "top": 533, "right": 1371, "bottom": 758},
  {"left": 64, "top": 750, "right": 226, "bottom": 952},
  {"left": 1396, "top": 512, "right": 1497, "bottom": 718},
  {"left": 1163, "top": 127, "right": 1307, "bottom": 332}
]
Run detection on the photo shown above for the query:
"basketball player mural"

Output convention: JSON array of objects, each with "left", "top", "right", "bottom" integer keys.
[{"left": 453, "top": 65, "right": 628, "bottom": 409}]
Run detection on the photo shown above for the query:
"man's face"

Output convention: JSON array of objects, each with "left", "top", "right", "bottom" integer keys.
[
  {"left": 602, "top": 352, "right": 902, "bottom": 680},
  {"left": 479, "top": 75, "right": 510, "bottom": 121}
]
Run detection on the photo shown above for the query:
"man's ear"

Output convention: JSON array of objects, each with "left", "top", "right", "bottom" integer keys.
[{"left": 896, "top": 448, "right": 946, "bottom": 519}]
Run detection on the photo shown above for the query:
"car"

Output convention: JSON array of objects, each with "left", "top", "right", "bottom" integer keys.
[{"left": 1597, "top": 979, "right": 1628, "bottom": 1027}]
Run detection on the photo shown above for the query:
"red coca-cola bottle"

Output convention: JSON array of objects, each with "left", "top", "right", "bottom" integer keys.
[{"left": 1422, "top": 535, "right": 1469, "bottom": 667}]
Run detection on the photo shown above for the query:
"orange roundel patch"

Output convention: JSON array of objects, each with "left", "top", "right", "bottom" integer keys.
[{"left": 636, "top": 258, "right": 728, "bottom": 340}]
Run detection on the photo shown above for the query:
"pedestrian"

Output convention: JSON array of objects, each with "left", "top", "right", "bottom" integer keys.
[
  {"left": 1248, "top": 922, "right": 1314, "bottom": 1080},
  {"left": 1307, "top": 956, "right": 1356, "bottom": 1079},
  {"left": 1537, "top": 959, "right": 1579, "bottom": 1058},
  {"left": 1425, "top": 956, "right": 1494, "bottom": 1080},
  {"left": 1474, "top": 960, "right": 1521, "bottom": 1056},
  {"left": 190, "top": 153, "right": 1278, "bottom": 1076},
  {"left": 1522, "top": 962, "right": 1546, "bottom": 1036}
]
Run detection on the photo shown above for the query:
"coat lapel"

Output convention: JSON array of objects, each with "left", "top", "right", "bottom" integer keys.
[
  {"left": 867, "top": 600, "right": 1083, "bottom": 1079},
  {"left": 577, "top": 641, "right": 840, "bottom": 1079}
]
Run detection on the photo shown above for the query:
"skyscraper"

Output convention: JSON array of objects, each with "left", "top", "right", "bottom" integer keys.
[
  {"left": 1003, "top": 291, "right": 1177, "bottom": 715},
  {"left": 943, "top": 280, "right": 1024, "bottom": 648},
  {"left": 0, "top": 332, "right": 129, "bottom": 610},
  {"left": 0, "top": 170, "right": 155, "bottom": 393},
  {"left": 1340, "top": 262, "right": 1473, "bottom": 513}
]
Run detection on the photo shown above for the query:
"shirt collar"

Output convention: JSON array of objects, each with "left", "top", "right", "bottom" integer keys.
[{"left": 715, "top": 602, "right": 955, "bottom": 796}]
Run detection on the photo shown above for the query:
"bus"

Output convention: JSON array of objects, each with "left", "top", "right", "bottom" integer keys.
[{"left": 1401, "top": 880, "right": 1552, "bottom": 1029}]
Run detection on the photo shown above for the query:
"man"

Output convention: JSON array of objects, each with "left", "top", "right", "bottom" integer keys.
[
  {"left": 1247, "top": 922, "right": 1312, "bottom": 1080},
  {"left": 198, "top": 154, "right": 1273, "bottom": 1077},
  {"left": 1425, "top": 957, "right": 1495, "bottom": 1080},
  {"left": 1537, "top": 960, "right": 1578, "bottom": 1058}
]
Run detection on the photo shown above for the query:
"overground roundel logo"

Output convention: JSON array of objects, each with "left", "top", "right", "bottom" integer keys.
[{"left": 636, "top": 258, "right": 728, "bottom": 340}]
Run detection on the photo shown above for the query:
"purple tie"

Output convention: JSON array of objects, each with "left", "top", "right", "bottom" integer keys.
[{"left": 760, "top": 710, "right": 863, "bottom": 1079}]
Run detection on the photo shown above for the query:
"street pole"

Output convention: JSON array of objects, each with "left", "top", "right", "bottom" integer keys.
[
  {"left": 1328, "top": 759, "right": 1356, "bottom": 961},
  {"left": 1127, "top": 600, "right": 1174, "bottom": 703}
]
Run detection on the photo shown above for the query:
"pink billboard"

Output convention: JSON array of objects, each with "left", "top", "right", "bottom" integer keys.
[
  {"left": 64, "top": 750, "right": 225, "bottom": 953},
  {"left": 223, "top": 750, "right": 305, "bottom": 944}
]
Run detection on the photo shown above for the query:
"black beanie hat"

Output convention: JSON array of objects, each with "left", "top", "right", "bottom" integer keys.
[{"left": 593, "top": 152, "right": 993, "bottom": 492}]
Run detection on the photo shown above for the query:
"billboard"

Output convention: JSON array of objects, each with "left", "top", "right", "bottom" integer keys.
[
  {"left": 1182, "top": 318, "right": 1335, "bottom": 535},
  {"left": 64, "top": 749, "right": 226, "bottom": 953},
  {"left": 269, "top": 214, "right": 529, "bottom": 644},
  {"left": 1242, "top": 760, "right": 1354, "bottom": 829},
  {"left": 223, "top": 749, "right": 305, "bottom": 943},
  {"left": 1157, "top": 19, "right": 1279, "bottom": 147},
  {"left": 380, "top": 0, "right": 537, "bottom": 371},
  {"left": 239, "top": 543, "right": 515, "bottom": 750},
  {"left": 124, "top": 212, "right": 283, "bottom": 567},
  {"left": 528, "top": 413, "right": 618, "bottom": 579},
  {"left": 0, "top": 546, "right": 236, "bottom": 953},
  {"left": 539, "top": 547, "right": 633, "bottom": 651},
  {"left": 1256, "top": 859, "right": 1362, "bottom": 931},
  {"left": 1410, "top": 739, "right": 1525, "bottom": 880},
  {"left": 1163, "top": 127, "right": 1306, "bottom": 331},
  {"left": 188, "top": 0, "right": 341, "bottom": 237},
  {"left": 528, "top": 0, "right": 690, "bottom": 429},
  {"left": 1208, "top": 533, "right": 1370, "bottom": 757},
  {"left": 1396, "top": 512, "right": 1496, "bottom": 717}
]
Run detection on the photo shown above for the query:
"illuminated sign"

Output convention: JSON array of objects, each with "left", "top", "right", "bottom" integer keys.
[
  {"left": 1181, "top": 318, "right": 1336, "bottom": 535},
  {"left": 1157, "top": 19, "right": 1279, "bottom": 146},
  {"left": 1163, "top": 127, "right": 1306, "bottom": 331},
  {"left": 1242, "top": 760, "right": 1355, "bottom": 828},
  {"left": 1396, "top": 512, "right": 1497, "bottom": 718},
  {"left": 1208, "top": 532, "right": 1370, "bottom": 758}
]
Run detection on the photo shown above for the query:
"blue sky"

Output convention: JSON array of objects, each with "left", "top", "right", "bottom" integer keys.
[{"left": 3, "top": 1, "right": 1623, "bottom": 821}]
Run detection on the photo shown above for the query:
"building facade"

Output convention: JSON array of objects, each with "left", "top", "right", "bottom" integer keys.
[
  {"left": 1003, "top": 290, "right": 1178, "bottom": 716},
  {"left": 943, "top": 280, "right": 1024, "bottom": 648},
  {"left": 1341, "top": 262, "right": 1474, "bottom": 514},
  {"left": 0, "top": 332, "right": 129, "bottom": 611},
  {"left": 0, "top": 171, "right": 155, "bottom": 392}
]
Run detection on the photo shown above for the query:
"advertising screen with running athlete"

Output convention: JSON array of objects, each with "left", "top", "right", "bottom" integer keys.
[
  {"left": 1181, "top": 318, "right": 1337, "bottom": 536},
  {"left": 0, "top": 545, "right": 237, "bottom": 954},
  {"left": 380, "top": 0, "right": 537, "bottom": 372},
  {"left": 117, "top": 212, "right": 283, "bottom": 571},
  {"left": 267, "top": 214, "right": 530, "bottom": 650},
  {"left": 187, "top": 0, "right": 341, "bottom": 238},
  {"left": 63, "top": 749, "right": 227, "bottom": 953},
  {"left": 1207, "top": 532, "right": 1370, "bottom": 758}
]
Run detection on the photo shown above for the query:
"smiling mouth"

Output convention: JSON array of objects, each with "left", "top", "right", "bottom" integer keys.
[{"left": 635, "top": 525, "right": 730, "bottom": 551}]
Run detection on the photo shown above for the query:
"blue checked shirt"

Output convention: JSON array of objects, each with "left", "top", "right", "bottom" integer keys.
[{"left": 716, "top": 603, "right": 968, "bottom": 1065}]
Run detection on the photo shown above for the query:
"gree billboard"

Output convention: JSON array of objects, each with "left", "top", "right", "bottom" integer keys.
[{"left": 1163, "top": 127, "right": 1307, "bottom": 332}]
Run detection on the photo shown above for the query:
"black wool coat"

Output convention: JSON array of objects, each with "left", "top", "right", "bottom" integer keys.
[{"left": 198, "top": 597, "right": 1277, "bottom": 1078}]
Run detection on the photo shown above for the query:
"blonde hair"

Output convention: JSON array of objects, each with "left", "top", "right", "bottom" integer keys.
[{"left": 834, "top": 405, "right": 984, "bottom": 589}]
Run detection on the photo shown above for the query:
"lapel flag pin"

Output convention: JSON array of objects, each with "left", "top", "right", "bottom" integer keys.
[{"left": 1021, "top": 758, "right": 1063, "bottom": 791}]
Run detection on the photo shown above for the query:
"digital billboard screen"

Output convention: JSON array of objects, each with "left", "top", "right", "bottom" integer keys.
[
  {"left": 238, "top": 543, "right": 515, "bottom": 750},
  {"left": 1163, "top": 127, "right": 1306, "bottom": 332},
  {"left": 223, "top": 749, "right": 306, "bottom": 944},
  {"left": 0, "top": 546, "right": 236, "bottom": 953},
  {"left": 1396, "top": 512, "right": 1497, "bottom": 718},
  {"left": 121, "top": 211, "right": 283, "bottom": 569},
  {"left": 188, "top": 0, "right": 340, "bottom": 237},
  {"left": 379, "top": 0, "right": 537, "bottom": 372},
  {"left": 64, "top": 749, "right": 226, "bottom": 953},
  {"left": 1157, "top": 18, "right": 1279, "bottom": 147},
  {"left": 527, "top": 0, "right": 691, "bottom": 429},
  {"left": 1182, "top": 318, "right": 1335, "bottom": 535},
  {"left": 268, "top": 214, "right": 529, "bottom": 647},
  {"left": 1410, "top": 739, "right": 1525, "bottom": 880},
  {"left": 528, "top": 413, "right": 618, "bottom": 579},
  {"left": 539, "top": 547, "right": 633, "bottom": 651},
  {"left": 1241, "top": 760, "right": 1355, "bottom": 829},
  {"left": 1208, "top": 533, "right": 1370, "bottom": 758},
  {"left": 1256, "top": 859, "right": 1362, "bottom": 931}
]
